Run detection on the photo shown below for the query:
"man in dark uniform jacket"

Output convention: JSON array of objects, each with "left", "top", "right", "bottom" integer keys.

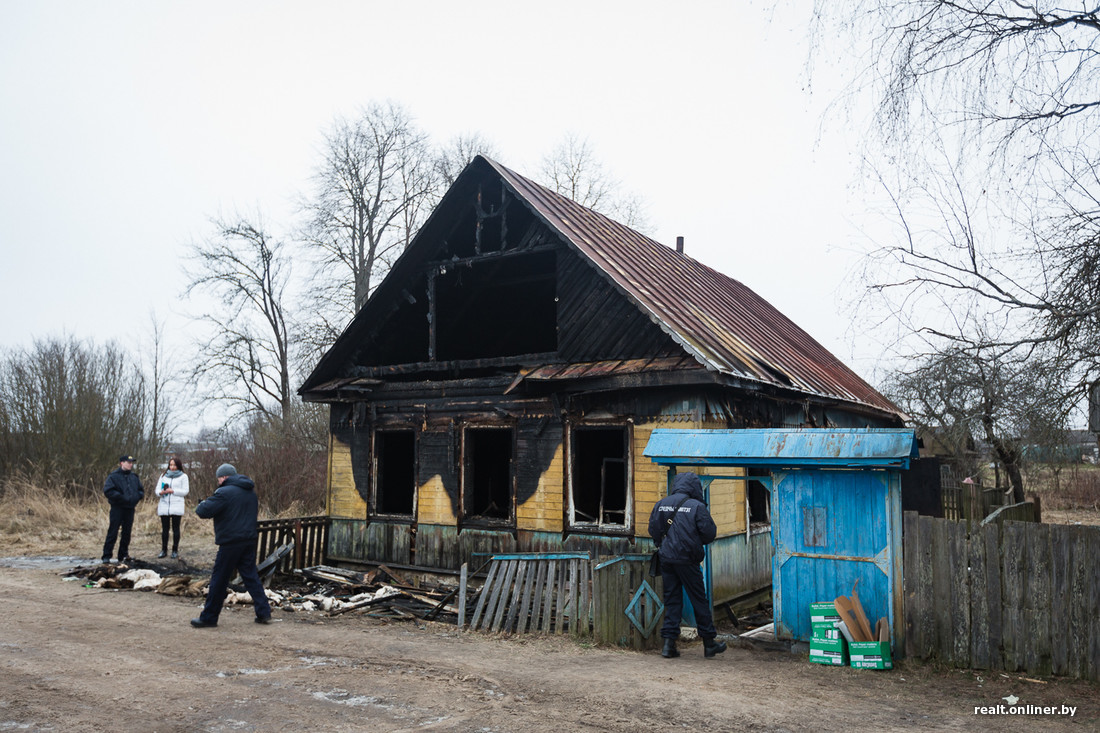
[
  {"left": 190, "top": 463, "right": 272, "bottom": 628},
  {"left": 101, "top": 454, "right": 144, "bottom": 563},
  {"left": 648, "top": 471, "right": 727, "bottom": 659}
]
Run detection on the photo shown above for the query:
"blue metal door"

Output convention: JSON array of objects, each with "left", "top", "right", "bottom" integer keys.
[{"left": 771, "top": 469, "right": 901, "bottom": 642}]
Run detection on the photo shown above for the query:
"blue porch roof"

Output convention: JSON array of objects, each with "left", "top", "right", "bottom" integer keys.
[{"left": 643, "top": 428, "right": 918, "bottom": 469}]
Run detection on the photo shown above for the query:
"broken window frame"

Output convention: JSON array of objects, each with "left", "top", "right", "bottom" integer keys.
[
  {"left": 370, "top": 427, "right": 418, "bottom": 520},
  {"left": 747, "top": 468, "right": 771, "bottom": 534},
  {"left": 566, "top": 423, "right": 633, "bottom": 534},
  {"left": 460, "top": 423, "right": 516, "bottom": 528}
]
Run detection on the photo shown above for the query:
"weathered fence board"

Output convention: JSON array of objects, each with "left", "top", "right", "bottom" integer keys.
[{"left": 904, "top": 511, "right": 1100, "bottom": 681}]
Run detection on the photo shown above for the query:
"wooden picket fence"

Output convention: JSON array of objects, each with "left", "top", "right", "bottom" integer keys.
[
  {"left": 903, "top": 511, "right": 1100, "bottom": 680},
  {"left": 256, "top": 515, "right": 329, "bottom": 573},
  {"left": 466, "top": 553, "right": 592, "bottom": 635}
]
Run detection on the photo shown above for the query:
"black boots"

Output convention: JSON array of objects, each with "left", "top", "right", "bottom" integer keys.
[
  {"left": 704, "top": 638, "right": 727, "bottom": 658},
  {"left": 663, "top": 637, "right": 726, "bottom": 658},
  {"left": 158, "top": 550, "right": 167, "bottom": 558}
]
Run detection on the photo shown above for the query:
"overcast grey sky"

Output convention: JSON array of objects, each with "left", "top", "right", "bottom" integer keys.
[{"left": 0, "top": 1, "right": 893, "bottom": 405}]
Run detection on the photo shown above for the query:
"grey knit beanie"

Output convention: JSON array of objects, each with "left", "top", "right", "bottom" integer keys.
[{"left": 215, "top": 463, "right": 236, "bottom": 478}]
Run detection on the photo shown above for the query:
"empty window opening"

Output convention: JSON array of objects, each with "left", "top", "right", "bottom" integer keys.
[
  {"left": 375, "top": 430, "right": 416, "bottom": 515},
  {"left": 571, "top": 427, "right": 629, "bottom": 528},
  {"left": 748, "top": 469, "right": 770, "bottom": 527},
  {"left": 464, "top": 427, "right": 514, "bottom": 522},
  {"left": 434, "top": 252, "right": 557, "bottom": 360}
]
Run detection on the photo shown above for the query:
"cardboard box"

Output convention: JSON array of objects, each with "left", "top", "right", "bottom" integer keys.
[
  {"left": 809, "top": 637, "right": 848, "bottom": 666},
  {"left": 811, "top": 621, "right": 839, "bottom": 640},
  {"left": 849, "top": 641, "right": 893, "bottom": 670},
  {"left": 809, "top": 601, "right": 840, "bottom": 624}
]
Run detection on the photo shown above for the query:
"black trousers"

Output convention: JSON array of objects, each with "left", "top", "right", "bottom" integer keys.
[
  {"left": 160, "top": 515, "right": 182, "bottom": 551},
  {"left": 660, "top": 562, "right": 717, "bottom": 640},
  {"left": 102, "top": 506, "right": 135, "bottom": 561},
  {"left": 199, "top": 539, "right": 272, "bottom": 623}
]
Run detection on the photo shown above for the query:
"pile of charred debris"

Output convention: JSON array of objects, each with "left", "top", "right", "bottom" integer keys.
[{"left": 64, "top": 550, "right": 464, "bottom": 624}]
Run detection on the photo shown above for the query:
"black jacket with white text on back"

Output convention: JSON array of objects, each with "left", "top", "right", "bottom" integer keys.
[{"left": 647, "top": 472, "right": 717, "bottom": 566}]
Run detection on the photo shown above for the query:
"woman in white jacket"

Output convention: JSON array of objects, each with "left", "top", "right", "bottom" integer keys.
[{"left": 155, "top": 456, "right": 189, "bottom": 558}]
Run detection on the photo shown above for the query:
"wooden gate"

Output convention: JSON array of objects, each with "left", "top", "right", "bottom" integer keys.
[{"left": 592, "top": 555, "right": 664, "bottom": 650}]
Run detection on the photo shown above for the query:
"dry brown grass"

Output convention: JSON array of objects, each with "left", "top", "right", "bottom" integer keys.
[
  {"left": 0, "top": 476, "right": 215, "bottom": 561},
  {"left": 1023, "top": 463, "right": 1100, "bottom": 510}
]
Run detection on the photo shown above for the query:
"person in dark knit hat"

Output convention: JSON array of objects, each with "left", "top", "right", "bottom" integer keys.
[
  {"left": 190, "top": 463, "right": 272, "bottom": 628},
  {"left": 101, "top": 454, "right": 144, "bottom": 563}
]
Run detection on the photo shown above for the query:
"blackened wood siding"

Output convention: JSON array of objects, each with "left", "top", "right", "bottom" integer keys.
[{"left": 557, "top": 251, "right": 681, "bottom": 362}]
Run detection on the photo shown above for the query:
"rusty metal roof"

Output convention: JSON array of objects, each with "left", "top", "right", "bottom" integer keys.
[{"left": 484, "top": 157, "right": 900, "bottom": 417}]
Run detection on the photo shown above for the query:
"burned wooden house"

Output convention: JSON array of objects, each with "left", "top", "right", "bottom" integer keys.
[{"left": 299, "top": 155, "right": 904, "bottom": 605}]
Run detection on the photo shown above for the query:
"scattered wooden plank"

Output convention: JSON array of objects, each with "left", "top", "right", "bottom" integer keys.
[
  {"left": 399, "top": 588, "right": 460, "bottom": 616},
  {"left": 327, "top": 592, "right": 397, "bottom": 616},
  {"left": 377, "top": 564, "right": 411, "bottom": 587}
]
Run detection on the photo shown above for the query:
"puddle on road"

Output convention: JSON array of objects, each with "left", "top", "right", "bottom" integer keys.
[{"left": 0, "top": 556, "right": 95, "bottom": 570}]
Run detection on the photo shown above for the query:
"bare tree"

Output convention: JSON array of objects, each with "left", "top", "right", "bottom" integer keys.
[
  {"left": 144, "top": 311, "right": 179, "bottom": 453},
  {"left": 434, "top": 131, "right": 500, "bottom": 187},
  {"left": 537, "top": 133, "right": 651, "bottom": 231},
  {"left": 0, "top": 337, "right": 151, "bottom": 489},
  {"left": 185, "top": 216, "right": 296, "bottom": 432},
  {"left": 884, "top": 340, "right": 1075, "bottom": 501},
  {"left": 818, "top": 1, "right": 1100, "bottom": 451},
  {"left": 301, "top": 102, "right": 438, "bottom": 348},
  {"left": 814, "top": 1, "right": 1100, "bottom": 423}
]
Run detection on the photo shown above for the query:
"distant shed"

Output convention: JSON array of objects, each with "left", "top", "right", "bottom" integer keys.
[{"left": 644, "top": 428, "right": 917, "bottom": 646}]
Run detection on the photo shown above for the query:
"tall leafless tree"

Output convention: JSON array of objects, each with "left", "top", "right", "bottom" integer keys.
[
  {"left": 301, "top": 102, "right": 438, "bottom": 349},
  {"left": 185, "top": 216, "right": 296, "bottom": 432},
  {"left": 144, "top": 311, "right": 178, "bottom": 453},
  {"left": 434, "top": 131, "right": 500, "bottom": 187},
  {"left": 537, "top": 133, "right": 650, "bottom": 231},
  {"left": 884, "top": 340, "right": 1075, "bottom": 501},
  {"left": 815, "top": 2, "right": 1100, "bottom": 449},
  {"left": 818, "top": 2, "right": 1100, "bottom": 346}
]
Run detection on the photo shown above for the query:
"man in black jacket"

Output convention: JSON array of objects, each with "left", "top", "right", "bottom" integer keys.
[
  {"left": 101, "top": 454, "right": 144, "bottom": 563},
  {"left": 190, "top": 463, "right": 272, "bottom": 628},
  {"left": 648, "top": 471, "right": 727, "bottom": 659}
]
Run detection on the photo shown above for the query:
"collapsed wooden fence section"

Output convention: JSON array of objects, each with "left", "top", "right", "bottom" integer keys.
[
  {"left": 904, "top": 511, "right": 1100, "bottom": 681},
  {"left": 466, "top": 553, "right": 592, "bottom": 636},
  {"left": 256, "top": 515, "right": 329, "bottom": 573}
]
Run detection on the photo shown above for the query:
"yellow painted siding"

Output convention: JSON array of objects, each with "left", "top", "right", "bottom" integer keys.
[
  {"left": 634, "top": 420, "right": 746, "bottom": 538},
  {"left": 328, "top": 434, "right": 366, "bottom": 519},
  {"left": 417, "top": 474, "right": 457, "bottom": 526},
  {"left": 699, "top": 468, "right": 747, "bottom": 537},
  {"left": 633, "top": 422, "right": 667, "bottom": 538},
  {"left": 517, "top": 443, "right": 565, "bottom": 532}
]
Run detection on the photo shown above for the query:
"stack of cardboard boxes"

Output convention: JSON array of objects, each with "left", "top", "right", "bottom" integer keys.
[{"left": 806, "top": 600, "right": 893, "bottom": 670}]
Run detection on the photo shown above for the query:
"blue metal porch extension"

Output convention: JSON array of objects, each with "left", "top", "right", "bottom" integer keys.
[{"left": 643, "top": 428, "right": 918, "bottom": 469}]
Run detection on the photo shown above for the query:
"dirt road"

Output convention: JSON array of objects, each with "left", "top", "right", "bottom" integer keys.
[{"left": 1, "top": 559, "right": 1095, "bottom": 732}]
